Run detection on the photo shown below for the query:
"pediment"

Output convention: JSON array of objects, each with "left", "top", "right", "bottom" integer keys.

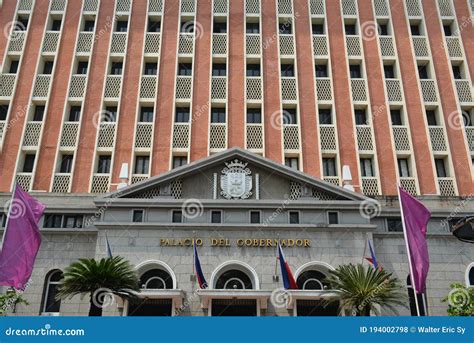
[{"left": 100, "top": 148, "right": 368, "bottom": 202}]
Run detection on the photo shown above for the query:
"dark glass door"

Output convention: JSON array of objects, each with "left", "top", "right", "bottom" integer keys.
[
  {"left": 127, "top": 298, "right": 172, "bottom": 316},
  {"left": 296, "top": 300, "right": 339, "bottom": 316},
  {"left": 211, "top": 299, "right": 257, "bottom": 316}
]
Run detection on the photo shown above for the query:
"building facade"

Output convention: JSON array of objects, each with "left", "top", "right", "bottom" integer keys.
[{"left": 0, "top": 0, "right": 473, "bottom": 316}]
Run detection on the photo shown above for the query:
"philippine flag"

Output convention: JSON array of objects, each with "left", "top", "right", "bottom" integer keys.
[
  {"left": 194, "top": 241, "right": 208, "bottom": 289},
  {"left": 278, "top": 243, "right": 298, "bottom": 289},
  {"left": 365, "top": 239, "right": 379, "bottom": 269}
]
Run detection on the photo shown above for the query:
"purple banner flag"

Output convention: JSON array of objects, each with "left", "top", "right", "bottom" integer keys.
[
  {"left": 399, "top": 186, "right": 431, "bottom": 294},
  {"left": 0, "top": 185, "right": 45, "bottom": 289}
]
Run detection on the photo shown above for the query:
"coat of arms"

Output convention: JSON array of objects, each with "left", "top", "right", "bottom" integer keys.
[{"left": 220, "top": 159, "right": 253, "bottom": 199}]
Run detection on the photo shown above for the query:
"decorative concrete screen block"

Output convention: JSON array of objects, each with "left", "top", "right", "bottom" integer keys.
[
  {"left": 23, "top": 122, "right": 43, "bottom": 147},
  {"left": 312, "top": 187, "right": 338, "bottom": 200},
  {"left": 246, "top": 77, "right": 262, "bottom": 100},
  {"left": 8, "top": 32, "right": 26, "bottom": 53},
  {"left": 246, "top": 34, "right": 260, "bottom": 55},
  {"left": 420, "top": 80, "right": 438, "bottom": 103},
  {"left": 466, "top": 127, "right": 474, "bottom": 151},
  {"left": 0, "top": 74, "right": 16, "bottom": 97},
  {"left": 438, "top": 177, "right": 456, "bottom": 196},
  {"left": 140, "top": 76, "right": 157, "bottom": 99},
  {"left": 69, "top": 75, "right": 87, "bottom": 99},
  {"left": 342, "top": 0, "right": 357, "bottom": 16},
  {"left": 445, "top": 37, "right": 462, "bottom": 58},
  {"left": 283, "top": 124, "right": 300, "bottom": 150},
  {"left": 131, "top": 175, "right": 148, "bottom": 184},
  {"left": 91, "top": 174, "right": 110, "bottom": 194},
  {"left": 246, "top": 0, "right": 260, "bottom": 14},
  {"left": 111, "top": 33, "right": 127, "bottom": 54},
  {"left": 144, "top": 33, "right": 161, "bottom": 55},
  {"left": 278, "top": 0, "right": 293, "bottom": 14},
  {"left": 176, "top": 76, "right": 192, "bottom": 100},
  {"left": 323, "top": 176, "right": 340, "bottom": 186},
  {"left": 60, "top": 122, "right": 80, "bottom": 147},
  {"left": 289, "top": 182, "right": 302, "bottom": 200},
  {"left": 33, "top": 75, "right": 52, "bottom": 98},
  {"left": 97, "top": 123, "right": 117, "bottom": 148},
  {"left": 346, "top": 36, "right": 361, "bottom": 56},
  {"left": 374, "top": 0, "right": 389, "bottom": 16},
  {"left": 313, "top": 35, "right": 328, "bottom": 56},
  {"left": 50, "top": 0, "right": 67, "bottom": 12},
  {"left": 52, "top": 173, "right": 72, "bottom": 193},
  {"left": 211, "top": 77, "right": 227, "bottom": 100},
  {"left": 181, "top": 0, "right": 196, "bottom": 13},
  {"left": 149, "top": 0, "right": 163, "bottom": 13},
  {"left": 246, "top": 124, "right": 263, "bottom": 150},
  {"left": 437, "top": 0, "right": 453, "bottom": 17},
  {"left": 392, "top": 126, "right": 411, "bottom": 152},
  {"left": 104, "top": 75, "right": 122, "bottom": 99},
  {"left": 356, "top": 125, "right": 374, "bottom": 151},
  {"left": 412, "top": 37, "right": 429, "bottom": 57},
  {"left": 310, "top": 0, "right": 325, "bottom": 15},
  {"left": 42, "top": 31, "right": 60, "bottom": 53},
  {"left": 279, "top": 35, "right": 294, "bottom": 56},
  {"left": 319, "top": 125, "right": 337, "bottom": 151},
  {"left": 213, "top": 0, "right": 228, "bottom": 13},
  {"left": 429, "top": 126, "right": 448, "bottom": 152},
  {"left": 16, "top": 173, "right": 32, "bottom": 192},
  {"left": 209, "top": 123, "right": 227, "bottom": 150},
  {"left": 281, "top": 77, "right": 297, "bottom": 101},
  {"left": 116, "top": 0, "right": 131, "bottom": 13},
  {"left": 135, "top": 123, "right": 153, "bottom": 148},
  {"left": 77, "top": 32, "right": 94, "bottom": 54},
  {"left": 405, "top": 0, "right": 422, "bottom": 17},
  {"left": 0, "top": 122, "right": 5, "bottom": 141},
  {"left": 379, "top": 37, "right": 395, "bottom": 57},
  {"left": 386, "top": 79, "right": 403, "bottom": 102},
  {"left": 362, "top": 177, "right": 380, "bottom": 196},
  {"left": 455, "top": 80, "right": 474, "bottom": 103},
  {"left": 316, "top": 78, "right": 332, "bottom": 101},
  {"left": 400, "top": 177, "right": 418, "bottom": 195},
  {"left": 179, "top": 34, "right": 194, "bottom": 55},
  {"left": 172, "top": 123, "right": 190, "bottom": 149},
  {"left": 83, "top": 0, "right": 99, "bottom": 12},
  {"left": 18, "top": 0, "right": 34, "bottom": 11},
  {"left": 351, "top": 79, "right": 368, "bottom": 102},
  {"left": 212, "top": 34, "right": 227, "bottom": 55}
]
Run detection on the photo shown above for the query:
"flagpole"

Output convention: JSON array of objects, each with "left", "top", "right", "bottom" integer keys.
[
  {"left": 362, "top": 233, "right": 369, "bottom": 264},
  {"left": 398, "top": 185, "right": 421, "bottom": 317},
  {"left": 0, "top": 184, "right": 17, "bottom": 253}
]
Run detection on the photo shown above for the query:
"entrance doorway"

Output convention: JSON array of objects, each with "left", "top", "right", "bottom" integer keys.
[
  {"left": 127, "top": 298, "right": 173, "bottom": 316},
  {"left": 296, "top": 300, "right": 339, "bottom": 316},
  {"left": 211, "top": 299, "right": 257, "bottom": 316}
]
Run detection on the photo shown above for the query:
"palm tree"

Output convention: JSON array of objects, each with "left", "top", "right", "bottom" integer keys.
[
  {"left": 324, "top": 263, "right": 406, "bottom": 316},
  {"left": 56, "top": 256, "right": 140, "bottom": 316}
]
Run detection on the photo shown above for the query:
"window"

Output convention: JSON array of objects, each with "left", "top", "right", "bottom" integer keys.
[
  {"left": 181, "top": 21, "right": 194, "bottom": 33},
  {"left": 426, "top": 110, "right": 437, "bottom": 126},
  {"left": 213, "top": 21, "right": 227, "bottom": 33},
  {"left": 322, "top": 158, "right": 337, "bottom": 177},
  {"left": 140, "top": 107, "right": 154, "bottom": 122},
  {"left": 97, "top": 155, "right": 111, "bottom": 173},
  {"left": 173, "top": 156, "right": 187, "bottom": 168},
  {"left": 33, "top": 105, "right": 45, "bottom": 121},
  {"left": 250, "top": 211, "right": 260, "bottom": 224},
  {"left": 132, "top": 209, "right": 144, "bottom": 223},
  {"left": 387, "top": 218, "right": 403, "bottom": 232},
  {"left": 283, "top": 109, "right": 297, "bottom": 124},
  {"left": 211, "top": 108, "right": 226, "bottom": 123},
  {"left": 9, "top": 60, "right": 19, "bottom": 73},
  {"left": 178, "top": 63, "right": 192, "bottom": 76},
  {"left": 246, "top": 64, "right": 260, "bottom": 77},
  {"left": 41, "top": 270, "right": 62, "bottom": 313},
  {"left": 279, "top": 22, "right": 292, "bottom": 34},
  {"left": 378, "top": 24, "right": 388, "bottom": 36},
  {"left": 398, "top": 158, "right": 410, "bottom": 177},
  {"left": 77, "top": 61, "right": 88, "bottom": 74},
  {"left": 134, "top": 156, "right": 150, "bottom": 174},
  {"left": 247, "top": 109, "right": 261, "bottom": 124},
  {"left": 44, "top": 214, "right": 62, "bottom": 228},
  {"left": 418, "top": 65, "right": 429, "bottom": 79},
  {"left": 23, "top": 154, "right": 35, "bottom": 172},
  {"left": 285, "top": 157, "right": 299, "bottom": 170},
  {"left": 211, "top": 210, "right": 222, "bottom": 223},
  {"left": 144, "top": 62, "right": 157, "bottom": 75},
  {"left": 212, "top": 63, "right": 226, "bottom": 76},
  {"left": 172, "top": 210, "right": 183, "bottom": 223},
  {"left": 315, "top": 64, "right": 328, "bottom": 77},
  {"left": 51, "top": 20, "right": 62, "bottom": 31},
  {"left": 384, "top": 65, "right": 395, "bottom": 79},
  {"left": 390, "top": 109, "right": 402, "bottom": 125},
  {"left": 467, "top": 264, "right": 474, "bottom": 286},
  {"left": 360, "top": 158, "right": 374, "bottom": 177},
  {"left": 60, "top": 155, "right": 73, "bottom": 173},
  {"left": 104, "top": 106, "right": 117, "bottom": 122},
  {"left": 83, "top": 20, "right": 95, "bottom": 32},
  {"left": 148, "top": 19, "right": 161, "bottom": 32},
  {"left": 328, "top": 212, "right": 339, "bottom": 224},
  {"left": 43, "top": 61, "right": 54, "bottom": 74},
  {"left": 312, "top": 23, "right": 324, "bottom": 34},
  {"left": 0, "top": 104, "right": 8, "bottom": 121},
  {"left": 319, "top": 109, "right": 332, "bottom": 124},
  {"left": 66, "top": 105, "right": 80, "bottom": 121},
  {"left": 345, "top": 24, "right": 356, "bottom": 35},
  {"left": 63, "top": 215, "right": 83, "bottom": 228},
  {"left": 16, "top": 17, "right": 28, "bottom": 31},
  {"left": 44, "top": 214, "right": 84, "bottom": 228},
  {"left": 289, "top": 211, "right": 300, "bottom": 224},
  {"left": 435, "top": 158, "right": 447, "bottom": 177},
  {"left": 443, "top": 24, "right": 452, "bottom": 36},
  {"left": 116, "top": 20, "right": 128, "bottom": 32},
  {"left": 175, "top": 107, "right": 190, "bottom": 122},
  {"left": 452, "top": 65, "right": 462, "bottom": 79},
  {"left": 349, "top": 64, "right": 361, "bottom": 78},
  {"left": 246, "top": 22, "right": 259, "bottom": 34},
  {"left": 110, "top": 61, "right": 123, "bottom": 75},
  {"left": 410, "top": 24, "right": 420, "bottom": 36},
  {"left": 281, "top": 64, "right": 295, "bottom": 77},
  {"left": 354, "top": 109, "right": 367, "bottom": 125}
]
